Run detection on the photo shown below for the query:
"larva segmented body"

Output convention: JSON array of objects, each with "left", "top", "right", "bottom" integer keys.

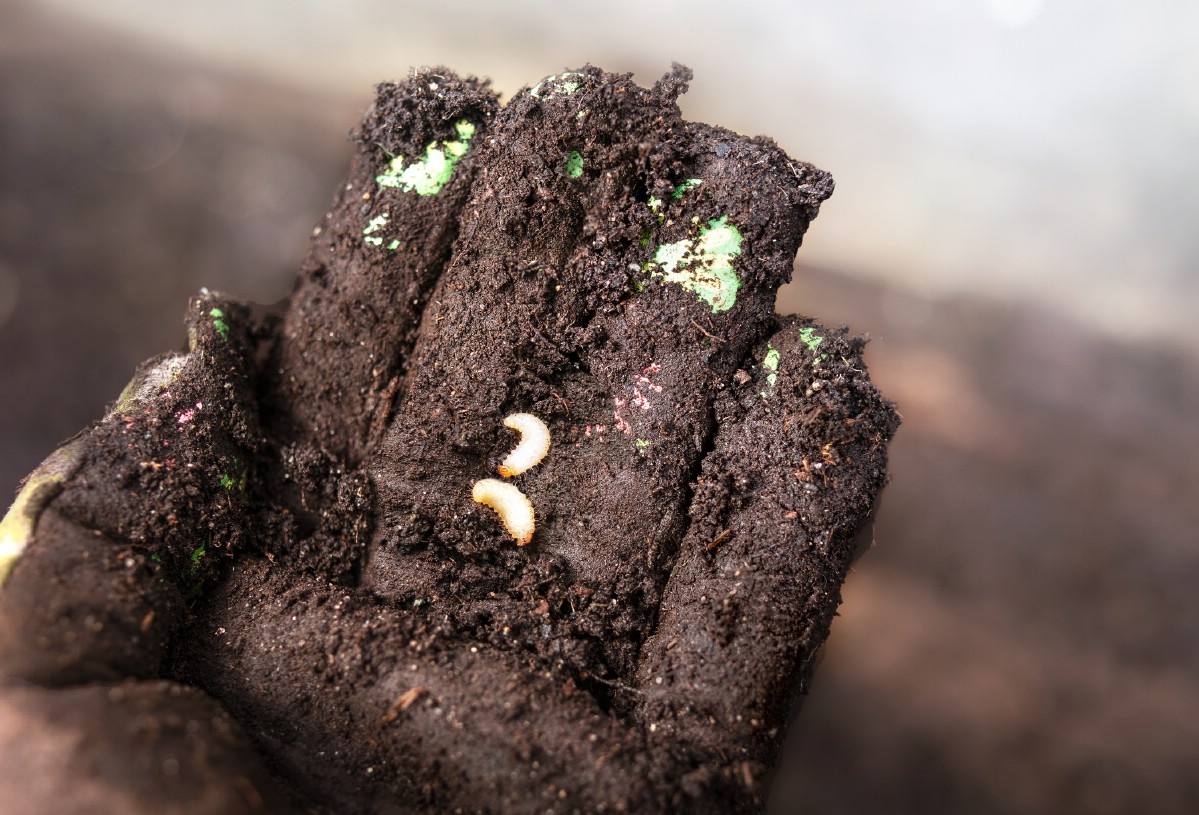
[
  {"left": 471, "top": 478, "right": 535, "bottom": 546},
  {"left": 497, "top": 413, "right": 551, "bottom": 478}
]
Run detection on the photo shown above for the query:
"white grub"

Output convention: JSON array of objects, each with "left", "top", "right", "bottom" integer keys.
[
  {"left": 472, "top": 479, "right": 535, "bottom": 546},
  {"left": 497, "top": 413, "right": 551, "bottom": 478}
]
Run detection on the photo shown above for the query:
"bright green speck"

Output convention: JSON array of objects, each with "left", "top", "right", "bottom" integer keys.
[
  {"left": 386, "top": 239, "right": 401, "bottom": 251},
  {"left": 763, "top": 346, "right": 780, "bottom": 373},
  {"left": 182, "top": 543, "right": 209, "bottom": 597},
  {"left": 364, "top": 212, "right": 390, "bottom": 246},
  {"left": 220, "top": 460, "right": 247, "bottom": 492},
  {"left": 672, "top": 178, "right": 702, "bottom": 199},
  {"left": 761, "top": 344, "right": 780, "bottom": 397},
  {"left": 635, "top": 438, "right": 650, "bottom": 455},
  {"left": 798, "top": 327, "right": 825, "bottom": 360},
  {"left": 647, "top": 195, "right": 664, "bottom": 224},
  {"left": 150, "top": 552, "right": 162, "bottom": 564},
  {"left": 646, "top": 215, "right": 743, "bottom": 313},
  {"left": 209, "top": 308, "right": 229, "bottom": 341},
  {"left": 375, "top": 119, "right": 476, "bottom": 196},
  {"left": 182, "top": 543, "right": 208, "bottom": 594},
  {"left": 565, "top": 150, "right": 584, "bottom": 179}
]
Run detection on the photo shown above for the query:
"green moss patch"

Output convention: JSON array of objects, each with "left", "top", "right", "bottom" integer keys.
[
  {"left": 565, "top": 150, "right": 584, "bottom": 179},
  {"left": 646, "top": 215, "right": 744, "bottom": 313},
  {"left": 376, "top": 120, "right": 476, "bottom": 196}
]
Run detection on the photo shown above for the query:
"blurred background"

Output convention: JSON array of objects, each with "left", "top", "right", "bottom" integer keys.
[{"left": 1, "top": 0, "right": 1196, "bottom": 812}]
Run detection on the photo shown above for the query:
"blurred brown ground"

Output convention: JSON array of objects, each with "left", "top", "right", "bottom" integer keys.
[{"left": 1, "top": 4, "right": 1197, "bottom": 813}]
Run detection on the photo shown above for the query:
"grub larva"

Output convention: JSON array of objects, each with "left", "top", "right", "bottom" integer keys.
[
  {"left": 498, "top": 413, "right": 551, "bottom": 478},
  {"left": 471, "top": 478, "right": 535, "bottom": 546}
]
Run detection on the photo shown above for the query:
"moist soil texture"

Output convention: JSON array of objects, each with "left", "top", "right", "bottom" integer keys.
[{"left": 0, "top": 65, "right": 897, "bottom": 814}]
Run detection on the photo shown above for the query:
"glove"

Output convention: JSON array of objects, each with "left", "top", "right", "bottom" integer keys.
[{"left": 0, "top": 65, "right": 896, "bottom": 814}]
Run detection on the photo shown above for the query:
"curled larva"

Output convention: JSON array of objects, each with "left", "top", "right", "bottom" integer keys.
[
  {"left": 472, "top": 478, "right": 535, "bottom": 546},
  {"left": 498, "top": 413, "right": 551, "bottom": 478}
]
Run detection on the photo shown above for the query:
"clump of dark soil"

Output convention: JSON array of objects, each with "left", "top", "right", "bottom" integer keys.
[{"left": 0, "top": 65, "right": 896, "bottom": 814}]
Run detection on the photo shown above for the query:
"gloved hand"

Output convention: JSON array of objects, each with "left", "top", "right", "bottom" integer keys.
[{"left": 0, "top": 65, "right": 896, "bottom": 814}]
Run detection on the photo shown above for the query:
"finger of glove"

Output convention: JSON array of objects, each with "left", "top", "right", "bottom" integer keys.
[
  {"left": 635, "top": 317, "right": 899, "bottom": 765},
  {"left": 363, "top": 65, "right": 832, "bottom": 682},
  {"left": 179, "top": 560, "right": 676, "bottom": 815},
  {"left": 265, "top": 70, "right": 499, "bottom": 463},
  {"left": 0, "top": 678, "right": 300, "bottom": 815},
  {"left": 0, "top": 294, "right": 262, "bottom": 685}
]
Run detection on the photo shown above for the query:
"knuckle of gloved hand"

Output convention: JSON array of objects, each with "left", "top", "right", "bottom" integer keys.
[{"left": 0, "top": 295, "right": 262, "bottom": 685}]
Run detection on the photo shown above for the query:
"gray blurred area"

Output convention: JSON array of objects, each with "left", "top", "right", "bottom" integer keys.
[{"left": 1, "top": 1, "right": 1196, "bottom": 812}]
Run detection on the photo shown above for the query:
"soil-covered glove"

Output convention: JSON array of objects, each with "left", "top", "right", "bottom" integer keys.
[{"left": 0, "top": 65, "right": 897, "bottom": 814}]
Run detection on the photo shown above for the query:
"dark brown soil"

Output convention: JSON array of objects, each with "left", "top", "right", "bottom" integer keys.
[{"left": 0, "top": 62, "right": 896, "bottom": 814}]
